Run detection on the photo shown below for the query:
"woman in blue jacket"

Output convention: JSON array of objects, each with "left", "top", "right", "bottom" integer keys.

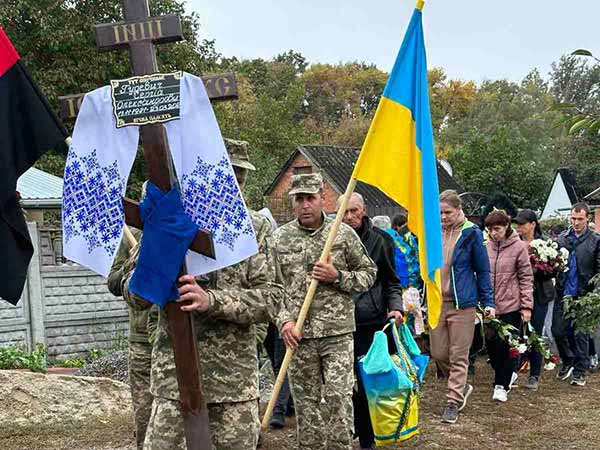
[{"left": 431, "top": 190, "right": 495, "bottom": 424}]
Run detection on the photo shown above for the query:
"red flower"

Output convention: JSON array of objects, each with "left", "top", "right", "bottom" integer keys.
[
  {"left": 550, "top": 354, "right": 559, "bottom": 363},
  {"left": 509, "top": 348, "right": 521, "bottom": 359}
]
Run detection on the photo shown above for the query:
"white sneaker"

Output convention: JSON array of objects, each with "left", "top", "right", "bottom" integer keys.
[{"left": 493, "top": 385, "right": 508, "bottom": 402}]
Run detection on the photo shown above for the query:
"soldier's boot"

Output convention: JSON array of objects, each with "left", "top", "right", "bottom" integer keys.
[{"left": 269, "top": 408, "right": 286, "bottom": 429}]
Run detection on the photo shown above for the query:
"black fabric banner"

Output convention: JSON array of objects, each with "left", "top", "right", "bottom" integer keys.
[{"left": 0, "top": 36, "right": 68, "bottom": 304}]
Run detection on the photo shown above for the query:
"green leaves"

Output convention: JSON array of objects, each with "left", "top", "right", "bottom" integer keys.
[
  {"left": 549, "top": 102, "right": 576, "bottom": 111},
  {"left": 0, "top": 343, "right": 47, "bottom": 373},
  {"left": 564, "top": 292, "right": 600, "bottom": 335},
  {"left": 572, "top": 49, "right": 594, "bottom": 57}
]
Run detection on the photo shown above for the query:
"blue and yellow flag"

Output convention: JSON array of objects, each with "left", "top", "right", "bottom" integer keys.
[{"left": 351, "top": 2, "right": 443, "bottom": 328}]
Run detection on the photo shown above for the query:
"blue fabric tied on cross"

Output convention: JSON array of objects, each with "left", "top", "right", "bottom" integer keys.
[{"left": 128, "top": 182, "right": 199, "bottom": 308}]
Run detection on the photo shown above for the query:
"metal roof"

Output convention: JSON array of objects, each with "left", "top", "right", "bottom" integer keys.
[
  {"left": 17, "top": 167, "right": 63, "bottom": 208},
  {"left": 265, "top": 145, "right": 464, "bottom": 207},
  {"left": 585, "top": 185, "right": 600, "bottom": 201}
]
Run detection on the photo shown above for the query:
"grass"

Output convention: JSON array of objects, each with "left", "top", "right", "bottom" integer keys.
[
  {"left": 2, "top": 361, "right": 600, "bottom": 450},
  {"left": 261, "top": 360, "right": 600, "bottom": 450}
]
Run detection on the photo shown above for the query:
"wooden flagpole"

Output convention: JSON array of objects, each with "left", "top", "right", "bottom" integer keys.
[
  {"left": 264, "top": 0, "right": 429, "bottom": 430},
  {"left": 261, "top": 177, "right": 358, "bottom": 429}
]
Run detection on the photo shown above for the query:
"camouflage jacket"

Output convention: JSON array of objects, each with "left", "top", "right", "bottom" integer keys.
[
  {"left": 107, "top": 229, "right": 158, "bottom": 345},
  {"left": 273, "top": 214, "right": 377, "bottom": 339},
  {"left": 142, "top": 210, "right": 285, "bottom": 403}
]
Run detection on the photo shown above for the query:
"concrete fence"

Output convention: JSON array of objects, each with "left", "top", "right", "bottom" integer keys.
[{"left": 0, "top": 222, "right": 129, "bottom": 359}]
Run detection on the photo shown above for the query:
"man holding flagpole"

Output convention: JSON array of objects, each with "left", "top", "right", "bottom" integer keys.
[
  {"left": 262, "top": 0, "right": 445, "bottom": 437},
  {"left": 275, "top": 173, "right": 377, "bottom": 450}
]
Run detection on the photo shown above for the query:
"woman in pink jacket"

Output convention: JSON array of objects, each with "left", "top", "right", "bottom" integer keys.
[{"left": 485, "top": 210, "right": 534, "bottom": 402}]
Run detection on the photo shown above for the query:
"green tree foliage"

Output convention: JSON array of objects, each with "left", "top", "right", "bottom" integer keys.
[
  {"left": 442, "top": 70, "right": 574, "bottom": 210},
  {"left": 448, "top": 127, "right": 552, "bottom": 209},
  {"left": 3, "top": 1, "right": 598, "bottom": 210},
  {"left": 1, "top": 0, "right": 220, "bottom": 198},
  {"left": 481, "top": 192, "right": 518, "bottom": 226},
  {"left": 550, "top": 55, "right": 600, "bottom": 196},
  {"left": 428, "top": 67, "right": 476, "bottom": 153},
  {"left": 214, "top": 54, "right": 316, "bottom": 206}
]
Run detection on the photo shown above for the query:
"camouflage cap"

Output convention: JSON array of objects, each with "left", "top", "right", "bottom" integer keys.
[
  {"left": 224, "top": 138, "right": 256, "bottom": 171},
  {"left": 288, "top": 173, "right": 323, "bottom": 196}
]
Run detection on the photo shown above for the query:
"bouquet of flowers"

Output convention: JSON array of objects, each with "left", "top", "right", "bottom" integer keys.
[
  {"left": 528, "top": 238, "right": 569, "bottom": 275},
  {"left": 484, "top": 317, "right": 551, "bottom": 361}
]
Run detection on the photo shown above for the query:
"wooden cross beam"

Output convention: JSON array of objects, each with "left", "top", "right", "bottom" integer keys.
[
  {"left": 58, "top": 1, "right": 237, "bottom": 449},
  {"left": 59, "top": 73, "right": 237, "bottom": 120}
]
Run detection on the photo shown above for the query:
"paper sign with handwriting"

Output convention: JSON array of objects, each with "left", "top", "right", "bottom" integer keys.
[{"left": 110, "top": 71, "right": 181, "bottom": 128}]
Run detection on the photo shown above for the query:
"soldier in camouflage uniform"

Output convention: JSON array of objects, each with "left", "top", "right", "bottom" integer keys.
[
  {"left": 108, "top": 224, "right": 158, "bottom": 450},
  {"left": 121, "top": 139, "right": 284, "bottom": 450},
  {"left": 275, "top": 173, "right": 377, "bottom": 450}
]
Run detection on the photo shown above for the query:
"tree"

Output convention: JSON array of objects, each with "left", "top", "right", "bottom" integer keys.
[
  {"left": 551, "top": 52, "right": 600, "bottom": 136},
  {"left": 428, "top": 67, "right": 475, "bottom": 153},
  {"left": 448, "top": 127, "right": 552, "bottom": 209},
  {"left": 550, "top": 54, "right": 600, "bottom": 196},
  {"left": 441, "top": 69, "right": 568, "bottom": 208},
  {"left": 1, "top": 0, "right": 221, "bottom": 198},
  {"left": 215, "top": 53, "right": 317, "bottom": 206},
  {"left": 301, "top": 62, "right": 387, "bottom": 126}
]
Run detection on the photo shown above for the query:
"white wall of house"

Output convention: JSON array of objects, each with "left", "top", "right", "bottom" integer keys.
[{"left": 541, "top": 172, "right": 572, "bottom": 219}]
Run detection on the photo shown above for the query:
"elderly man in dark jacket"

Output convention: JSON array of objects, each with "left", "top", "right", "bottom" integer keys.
[
  {"left": 339, "top": 192, "right": 403, "bottom": 450},
  {"left": 553, "top": 202, "right": 600, "bottom": 386}
]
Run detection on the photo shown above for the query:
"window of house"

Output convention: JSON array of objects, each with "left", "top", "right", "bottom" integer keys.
[{"left": 293, "top": 165, "right": 312, "bottom": 175}]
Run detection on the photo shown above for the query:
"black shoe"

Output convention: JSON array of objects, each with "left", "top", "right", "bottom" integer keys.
[
  {"left": 557, "top": 365, "right": 574, "bottom": 380},
  {"left": 441, "top": 404, "right": 459, "bottom": 424},
  {"left": 269, "top": 412, "right": 285, "bottom": 429},
  {"left": 570, "top": 375, "right": 586, "bottom": 387}
]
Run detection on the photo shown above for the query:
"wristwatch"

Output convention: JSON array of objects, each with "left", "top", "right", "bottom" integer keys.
[{"left": 333, "top": 270, "right": 343, "bottom": 285}]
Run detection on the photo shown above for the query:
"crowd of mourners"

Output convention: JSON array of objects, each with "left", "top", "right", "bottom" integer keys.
[
  {"left": 108, "top": 140, "right": 600, "bottom": 450},
  {"left": 264, "top": 187, "right": 600, "bottom": 447}
]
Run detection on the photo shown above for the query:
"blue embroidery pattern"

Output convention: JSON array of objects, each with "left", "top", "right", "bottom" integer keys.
[
  {"left": 63, "top": 149, "right": 126, "bottom": 255},
  {"left": 181, "top": 156, "right": 252, "bottom": 251}
]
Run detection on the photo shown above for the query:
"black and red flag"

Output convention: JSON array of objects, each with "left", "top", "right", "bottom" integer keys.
[{"left": 0, "top": 27, "right": 68, "bottom": 305}]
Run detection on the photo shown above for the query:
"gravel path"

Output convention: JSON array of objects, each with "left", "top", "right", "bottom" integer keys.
[{"left": 75, "top": 351, "right": 129, "bottom": 383}]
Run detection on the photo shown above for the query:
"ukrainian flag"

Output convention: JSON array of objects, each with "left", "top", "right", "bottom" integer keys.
[{"left": 351, "top": 1, "right": 443, "bottom": 328}]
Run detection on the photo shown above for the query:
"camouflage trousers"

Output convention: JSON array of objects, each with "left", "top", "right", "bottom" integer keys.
[
  {"left": 129, "top": 341, "right": 153, "bottom": 450},
  {"left": 288, "top": 333, "right": 354, "bottom": 450},
  {"left": 143, "top": 397, "right": 259, "bottom": 450}
]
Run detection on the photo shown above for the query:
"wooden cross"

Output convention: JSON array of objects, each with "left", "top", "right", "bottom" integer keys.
[{"left": 59, "top": 1, "right": 239, "bottom": 448}]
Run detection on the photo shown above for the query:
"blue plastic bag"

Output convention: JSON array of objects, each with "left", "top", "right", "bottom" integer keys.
[
  {"left": 361, "top": 331, "right": 413, "bottom": 394},
  {"left": 359, "top": 321, "right": 427, "bottom": 445}
]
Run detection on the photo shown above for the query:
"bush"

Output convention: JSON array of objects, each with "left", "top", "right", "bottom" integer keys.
[
  {"left": 0, "top": 343, "right": 47, "bottom": 373},
  {"left": 539, "top": 216, "right": 569, "bottom": 236},
  {"left": 53, "top": 357, "right": 87, "bottom": 368}
]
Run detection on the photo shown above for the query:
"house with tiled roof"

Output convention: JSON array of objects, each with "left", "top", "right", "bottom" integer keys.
[{"left": 264, "top": 145, "right": 463, "bottom": 224}]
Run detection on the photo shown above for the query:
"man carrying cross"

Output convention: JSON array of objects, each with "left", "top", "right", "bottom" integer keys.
[
  {"left": 119, "top": 140, "right": 285, "bottom": 450},
  {"left": 59, "top": 2, "right": 257, "bottom": 448}
]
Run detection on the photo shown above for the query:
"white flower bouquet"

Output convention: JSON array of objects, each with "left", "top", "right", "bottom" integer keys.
[{"left": 528, "top": 238, "right": 569, "bottom": 275}]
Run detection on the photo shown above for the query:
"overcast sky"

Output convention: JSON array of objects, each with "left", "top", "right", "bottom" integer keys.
[{"left": 186, "top": 0, "right": 599, "bottom": 83}]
